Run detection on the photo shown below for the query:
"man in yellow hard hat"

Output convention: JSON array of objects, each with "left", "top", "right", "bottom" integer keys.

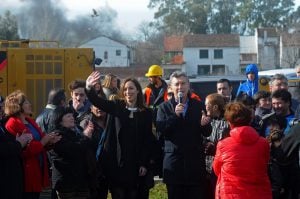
[
  {"left": 144, "top": 65, "right": 168, "bottom": 110},
  {"left": 139, "top": 64, "right": 168, "bottom": 199}
]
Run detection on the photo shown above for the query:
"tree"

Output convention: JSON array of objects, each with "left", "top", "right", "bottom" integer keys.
[
  {"left": 148, "top": 0, "right": 212, "bottom": 34},
  {"left": 210, "top": 0, "right": 237, "bottom": 34},
  {"left": 148, "top": 0, "right": 296, "bottom": 35},
  {"left": 0, "top": 10, "right": 19, "bottom": 40},
  {"left": 285, "top": 6, "right": 300, "bottom": 31},
  {"left": 234, "top": 0, "right": 294, "bottom": 34},
  {"left": 136, "top": 21, "right": 159, "bottom": 41}
]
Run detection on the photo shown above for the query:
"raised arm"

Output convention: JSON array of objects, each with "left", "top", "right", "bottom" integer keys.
[{"left": 85, "top": 71, "right": 118, "bottom": 114}]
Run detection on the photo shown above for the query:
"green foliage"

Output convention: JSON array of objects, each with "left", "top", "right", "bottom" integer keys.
[
  {"left": 149, "top": 182, "right": 168, "bottom": 199},
  {"left": 106, "top": 182, "right": 167, "bottom": 199},
  {"left": 0, "top": 10, "right": 19, "bottom": 40},
  {"left": 148, "top": 0, "right": 297, "bottom": 35}
]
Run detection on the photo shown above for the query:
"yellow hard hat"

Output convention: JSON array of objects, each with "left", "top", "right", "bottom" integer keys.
[{"left": 145, "top": 65, "right": 163, "bottom": 77}]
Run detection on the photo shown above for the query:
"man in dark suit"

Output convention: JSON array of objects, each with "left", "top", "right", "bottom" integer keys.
[{"left": 156, "top": 71, "right": 212, "bottom": 199}]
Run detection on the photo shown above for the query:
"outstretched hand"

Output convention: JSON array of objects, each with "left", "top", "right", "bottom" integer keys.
[{"left": 86, "top": 71, "right": 101, "bottom": 89}]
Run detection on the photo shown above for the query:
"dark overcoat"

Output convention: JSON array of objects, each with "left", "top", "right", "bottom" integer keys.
[{"left": 156, "top": 97, "right": 211, "bottom": 185}]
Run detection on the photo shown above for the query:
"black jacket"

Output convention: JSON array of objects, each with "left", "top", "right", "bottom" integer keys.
[
  {"left": 36, "top": 104, "right": 56, "bottom": 134},
  {"left": 156, "top": 97, "right": 211, "bottom": 185},
  {"left": 278, "top": 124, "right": 300, "bottom": 197},
  {"left": 50, "top": 127, "right": 96, "bottom": 191},
  {"left": 0, "top": 126, "right": 23, "bottom": 199},
  {"left": 86, "top": 88, "right": 154, "bottom": 187}
]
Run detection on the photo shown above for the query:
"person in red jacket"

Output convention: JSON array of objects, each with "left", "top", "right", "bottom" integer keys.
[
  {"left": 213, "top": 102, "right": 272, "bottom": 199},
  {"left": 4, "top": 90, "right": 61, "bottom": 199}
]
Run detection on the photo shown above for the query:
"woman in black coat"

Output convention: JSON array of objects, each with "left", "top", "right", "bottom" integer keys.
[
  {"left": 48, "top": 107, "right": 97, "bottom": 199},
  {"left": 0, "top": 124, "right": 32, "bottom": 199},
  {"left": 86, "top": 71, "right": 154, "bottom": 199}
]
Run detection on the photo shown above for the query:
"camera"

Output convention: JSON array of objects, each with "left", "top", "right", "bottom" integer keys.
[{"left": 289, "top": 118, "right": 300, "bottom": 127}]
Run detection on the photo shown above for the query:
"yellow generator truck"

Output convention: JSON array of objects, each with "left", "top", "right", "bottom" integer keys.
[{"left": 0, "top": 40, "right": 95, "bottom": 116}]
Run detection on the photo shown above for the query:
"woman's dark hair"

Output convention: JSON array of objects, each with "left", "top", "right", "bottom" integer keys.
[
  {"left": 120, "top": 78, "right": 145, "bottom": 109},
  {"left": 253, "top": 90, "right": 271, "bottom": 105},
  {"left": 48, "top": 106, "right": 74, "bottom": 131}
]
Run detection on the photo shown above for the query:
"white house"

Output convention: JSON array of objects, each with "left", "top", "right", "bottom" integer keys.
[
  {"left": 182, "top": 34, "right": 240, "bottom": 76},
  {"left": 255, "top": 28, "right": 280, "bottom": 70},
  {"left": 79, "top": 36, "right": 132, "bottom": 67}
]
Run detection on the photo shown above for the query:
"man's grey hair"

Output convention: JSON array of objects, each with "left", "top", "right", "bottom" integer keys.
[
  {"left": 269, "top": 74, "right": 288, "bottom": 85},
  {"left": 169, "top": 71, "right": 189, "bottom": 84}
]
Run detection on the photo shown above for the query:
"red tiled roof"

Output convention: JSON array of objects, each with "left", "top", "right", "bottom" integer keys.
[
  {"left": 164, "top": 36, "right": 184, "bottom": 51},
  {"left": 183, "top": 34, "right": 240, "bottom": 47}
]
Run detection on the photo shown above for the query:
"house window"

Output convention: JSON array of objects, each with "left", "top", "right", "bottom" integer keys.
[
  {"left": 212, "top": 65, "right": 225, "bottom": 75},
  {"left": 199, "top": 50, "right": 208, "bottom": 59},
  {"left": 116, "top": 50, "right": 121, "bottom": 56},
  {"left": 104, "top": 51, "right": 108, "bottom": 59},
  {"left": 214, "top": 49, "right": 223, "bottom": 59},
  {"left": 197, "top": 65, "right": 210, "bottom": 75}
]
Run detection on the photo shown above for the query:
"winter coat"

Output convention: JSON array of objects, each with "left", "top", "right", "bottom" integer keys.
[
  {"left": 36, "top": 104, "right": 56, "bottom": 134},
  {"left": 279, "top": 124, "right": 300, "bottom": 197},
  {"left": 144, "top": 80, "right": 168, "bottom": 108},
  {"left": 5, "top": 116, "right": 49, "bottom": 193},
  {"left": 49, "top": 127, "right": 96, "bottom": 191},
  {"left": 68, "top": 99, "right": 91, "bottom": 125},
  {"left": 236, "top": 64, "right": 259, "bottom": 97},
  {"left": 213, "top": 126, "right": 272, "bottom": 199},
  {"left": 0, "top": 125, "right": 24, "bottom": 198},
  {"left": 156, "top": 97, "right": 211, "bottom": 185},
  {"left": 86, "top": 88, "right": 154, "bottom": 188},
  {"left": 253, "top": 107, "right": 272, "bottom": 137}
]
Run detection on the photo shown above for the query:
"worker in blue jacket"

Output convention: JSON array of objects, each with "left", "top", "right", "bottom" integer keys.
[{"left": 236, "top": 64, "right": 259, "bottom": 97}]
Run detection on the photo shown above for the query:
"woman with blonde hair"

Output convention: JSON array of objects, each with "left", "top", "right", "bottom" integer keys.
[
  {"left": 4, "top": 90, "right": 60, "bottom": 199},
  {"left": 213, "top": 102, "right": 271, "bottom": 199},
  {"left": 102, "top": 73, "right": 120, "bottom": 99}
]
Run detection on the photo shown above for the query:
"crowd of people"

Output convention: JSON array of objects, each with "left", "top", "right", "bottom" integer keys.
[{"left": 1, "top": 63, "right": 300, "bottom": 199}]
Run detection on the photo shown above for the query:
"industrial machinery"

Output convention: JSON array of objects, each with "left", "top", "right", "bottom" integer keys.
[{"left": 0, "top": 40, "right": 96, "bottom": 116}]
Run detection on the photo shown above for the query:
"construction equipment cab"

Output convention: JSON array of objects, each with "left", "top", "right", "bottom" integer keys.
[{"left": 0, "top": 40, "right": 95, "bottom": 116}]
